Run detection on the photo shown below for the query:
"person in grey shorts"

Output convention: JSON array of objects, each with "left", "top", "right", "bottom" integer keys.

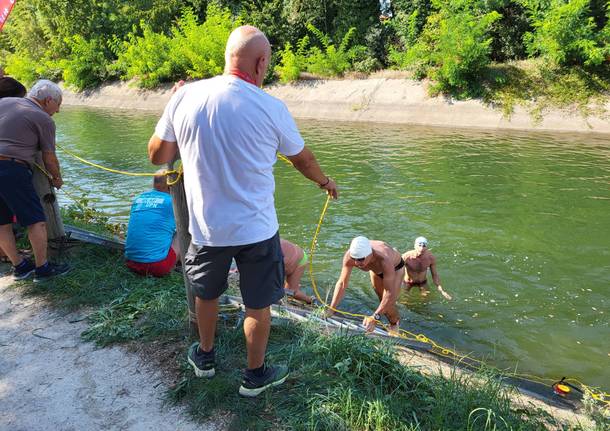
[{"left": 148, "top": 25, "right": 338, "bottom": 397}]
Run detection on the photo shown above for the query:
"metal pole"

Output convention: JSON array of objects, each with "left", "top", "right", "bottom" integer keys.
[
  {"left": 31, "top": 153, "right": 65, "bottom": 260},
  {"left": 167, "top": 157, "right": 198, "bottom": 336}
]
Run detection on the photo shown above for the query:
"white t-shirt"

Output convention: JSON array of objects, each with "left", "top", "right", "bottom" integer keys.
[{"left": 154, "top": 75, "right": 305, "bottom": 246}]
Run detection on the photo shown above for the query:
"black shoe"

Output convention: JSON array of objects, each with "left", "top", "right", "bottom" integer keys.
[
  {"left": 33, "top": 262, "right": 70, "bottom": 283},
  {"left": 187, "top": 342, "right": 215, "bottom": 378},
  {"left": 13, "top": 258, "right": 35, "bottom": 280},
  {"left": 239, "top": 364, "right": 288, "bottom": 397}
]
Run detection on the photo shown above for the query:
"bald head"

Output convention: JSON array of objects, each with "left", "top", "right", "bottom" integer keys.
[
  {"left": 153, "top": 169, "right": 169, "bottom": 193},
  {"left": 224, "top": 26, "right": 271, "bottom": 87}
]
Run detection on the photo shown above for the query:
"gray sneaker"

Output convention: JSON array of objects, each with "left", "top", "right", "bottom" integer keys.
[
  {"left": 187, "top": 342, "right": 215, "bottom": 378},
  {"left": 33, "top": 262, "right": 70, "bottom": 283},
  {"left": 238, "top": 364, "right": 288, "bottom": 397},
  {"left": 13, "top": 258, "right": 35, "bottom": 280}
]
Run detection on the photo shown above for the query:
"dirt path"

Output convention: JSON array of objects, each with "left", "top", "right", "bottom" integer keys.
[{"left": 0, "top": 275, "right": 221, "bottom": 431}]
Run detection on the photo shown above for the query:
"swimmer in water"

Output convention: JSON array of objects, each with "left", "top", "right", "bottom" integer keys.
[
  {"left": 327, "top": 236, "right": 404, "bottom": 334},
  {"left": 402, "top": 236, "right": 451, "bottom": 300}
]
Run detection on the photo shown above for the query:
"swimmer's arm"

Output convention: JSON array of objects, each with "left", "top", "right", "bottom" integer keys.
[
  {"left": 430, "top": 259, "right": 451, "bottom": 300},
  {"left": 375, "top": 269, "right": 398, "bottom": 316},
  {"left": 327, "top": 253, "right": 353, "bottom": 315},
  {"left": 148, "top": 135, "right": 178, "bottom": 165}
]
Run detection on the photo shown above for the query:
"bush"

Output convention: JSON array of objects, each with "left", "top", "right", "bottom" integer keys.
[
  {"left": 4, "top": 52, "right": 62, "bottom": 86},
  {"left": 4, "top": 53, "right": 39, "bottom": 86},
  {"left": 276, "top": 38, "right": 308, "bottom": 83},
  {"left": 172, "top": 5, "right": 238, "bottom": 79},
  {"left": 276, "top": 24, "right": 366, "bottom": 80},
  {"left": 61, "top": 36, "right": 109, "bottom": 90},
  {"left": 112, "top": 23, "right": 180, "bottom": 88},
  {"left": 522, "top": 0, "right": 608, "bottom": 66},
  {"left": 488, "top": 0, "right": 531, "bottom": 61},
  {"left": 391, "top": 0, "right": 501, "bottom": 97},
  {"left": 305, "top": 24, "right": 363, "bottom": 77}
]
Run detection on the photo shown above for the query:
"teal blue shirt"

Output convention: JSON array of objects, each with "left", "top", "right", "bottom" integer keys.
[{"left": 125, "top": 190, "right": 176, "bottom": 263}]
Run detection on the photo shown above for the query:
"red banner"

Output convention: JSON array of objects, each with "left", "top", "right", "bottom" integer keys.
[{"left": 0, "top": 0, "right": 16, "bottom": 31}]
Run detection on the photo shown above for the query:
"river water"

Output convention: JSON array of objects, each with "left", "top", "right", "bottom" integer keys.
[{"left": 55, "top": 107, "right": 609, "bottom": 389}]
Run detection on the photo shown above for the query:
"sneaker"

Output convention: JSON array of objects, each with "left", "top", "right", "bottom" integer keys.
[
  {"left": 13, "top": 258, "right": 35, "bottom": 280},
  {"left": 187, "top": 342, "right": 215, "bottom": 378},
  {"left": 239, "top": 364, "right": 288, "bottom": 397},
  {"left": 33, "top": 262, "right": 71, "bottom": 283}
]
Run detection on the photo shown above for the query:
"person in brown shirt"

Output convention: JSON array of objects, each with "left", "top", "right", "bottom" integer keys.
[{"left": 0, "top": 79, "right": 69, "bottom": 282}]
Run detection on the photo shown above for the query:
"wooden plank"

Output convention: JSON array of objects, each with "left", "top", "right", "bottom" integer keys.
[{"left": 63, "top": 224, "right": 124, "bottom": 250}]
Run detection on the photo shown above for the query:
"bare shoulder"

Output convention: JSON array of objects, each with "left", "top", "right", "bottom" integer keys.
[
  {"left": 341, "top": 250, "right": 354, "bottom": 267},
  {"left": 403, "top": 250, "right": 417, "bottom": 259}
]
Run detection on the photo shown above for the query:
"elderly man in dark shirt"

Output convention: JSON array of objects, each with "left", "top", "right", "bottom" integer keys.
[{"left": 0, "top": 79, "right": 69, "bottom": 282}]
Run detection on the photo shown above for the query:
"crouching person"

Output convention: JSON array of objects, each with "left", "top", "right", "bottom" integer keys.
[{"left": 125, "top": 171, "right": 179, "bottom": 277}]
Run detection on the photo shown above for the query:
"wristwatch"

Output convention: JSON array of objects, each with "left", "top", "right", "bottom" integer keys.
[{"left": 373, "top": 313, "right": 381, "bottom": 320}]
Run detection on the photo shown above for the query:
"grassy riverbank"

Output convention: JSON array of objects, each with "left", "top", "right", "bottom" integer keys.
[{"left": 4, "top": 211, "right": 606, "bottom": 430}]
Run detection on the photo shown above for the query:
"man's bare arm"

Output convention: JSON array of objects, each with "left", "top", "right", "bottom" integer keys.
[
  {"left": 328, "top": 253, "right": 353, "bottom": 314},
  {"left": 148, "top": 135, "right": 178, "bottom": 165},
  {"left": 286, "top": 147, "right": 338, "bottom": 199},
  {"left": 41, "top": 151, "right": 63, "bottom": 189},
  {"left": 374, "top": 270, "right": 398, "bottom": 316},
  {"left": 430, "top": 258, "right": 451, "bottom": 300}
]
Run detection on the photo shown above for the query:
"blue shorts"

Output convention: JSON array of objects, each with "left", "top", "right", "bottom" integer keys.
[
  {"left": 0, "top": 160, "right": 46, "bottom": 227},
  {"left": 184, "top": 231, "right": 285, "bottom": 309}
]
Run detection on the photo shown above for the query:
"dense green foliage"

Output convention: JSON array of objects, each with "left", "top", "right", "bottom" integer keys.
[
  {"left": 0, "top": 0, "right": 608, "bottom": 98},
  {"left": 391, "top": 0, "right": 502, "bottom": 96}
]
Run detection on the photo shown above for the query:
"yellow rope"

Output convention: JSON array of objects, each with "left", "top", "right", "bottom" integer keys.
[
  {"left": 56, "top": 144, "right": 179, "bottom": 178},
  {"left": 165, "top": 163, "right": 183, "bottom": 186}
]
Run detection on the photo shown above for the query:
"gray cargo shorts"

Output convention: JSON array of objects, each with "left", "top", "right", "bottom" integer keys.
[{"left": 184, "top": 231, "right": 284, "bottom": 309}]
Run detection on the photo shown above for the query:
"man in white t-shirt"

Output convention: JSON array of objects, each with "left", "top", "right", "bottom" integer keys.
[{"left": 148, "top": 25, "right": 338, "bottom": 397}]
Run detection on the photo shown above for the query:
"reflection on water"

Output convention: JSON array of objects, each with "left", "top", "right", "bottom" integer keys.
[{"left": 55, "top": 107, "right": 610, "bottom": 388}]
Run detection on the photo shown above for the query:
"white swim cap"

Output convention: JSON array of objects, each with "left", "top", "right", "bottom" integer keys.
[
  {"left": 414, "top": 236, "right": 428, "bottom": 247},
  {"left": 349, "top": 236, "right": 372, "bottom": 259}
]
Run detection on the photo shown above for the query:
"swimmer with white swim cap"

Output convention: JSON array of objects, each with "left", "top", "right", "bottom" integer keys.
[
  {"left": 327, "top": 236, "right": 405, "bottom": 334},
  {"left": 402, "top": 236, "right": 451, "bottom": 300}
]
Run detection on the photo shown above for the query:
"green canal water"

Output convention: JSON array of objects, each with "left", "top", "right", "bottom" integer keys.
[{"left": 55, "top": 107, "right": 609, "bottom": 390}]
